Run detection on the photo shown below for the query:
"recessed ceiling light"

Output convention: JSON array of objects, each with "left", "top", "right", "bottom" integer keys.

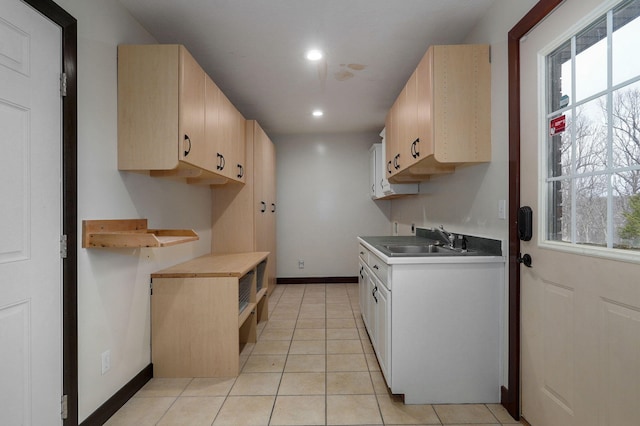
[
  {"left": 306, "top": 49, "right": 323, "bottom": 61},
  {"left": 312, "top": 110, "right": 324, "bottom": 117}
]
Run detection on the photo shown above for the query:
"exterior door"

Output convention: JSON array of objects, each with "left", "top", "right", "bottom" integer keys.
[
  {"left": 519, "top": 0, "right": 640, "bottom": 425},
  {"left": 0, "top": 0, "right": 63, "bottom": 424}
]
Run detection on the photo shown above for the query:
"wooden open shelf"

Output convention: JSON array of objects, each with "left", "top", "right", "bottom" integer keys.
[{"left": 82, "top": 219, "right": 198, "bottom": 248}]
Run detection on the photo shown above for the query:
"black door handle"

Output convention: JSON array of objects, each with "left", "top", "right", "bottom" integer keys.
[{"left": 517, "top": 253, "right": 532, "bottom": 267}]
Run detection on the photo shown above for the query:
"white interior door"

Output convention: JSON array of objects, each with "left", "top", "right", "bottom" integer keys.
[
  {"left": 0, "top": 0, "right": 63, "bottom": 424},
  {"left": 520, "top": 0, "right": 640, "bottom": 425}
]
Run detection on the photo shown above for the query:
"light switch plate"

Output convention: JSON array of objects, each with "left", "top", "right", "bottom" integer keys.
[{"left": 498, "top": 200, "right": 507, "bottom": 220}]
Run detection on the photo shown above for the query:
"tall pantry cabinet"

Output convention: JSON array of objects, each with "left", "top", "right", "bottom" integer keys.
[{"left": 212, "top": 120, "right": 277, "bottom": 293}]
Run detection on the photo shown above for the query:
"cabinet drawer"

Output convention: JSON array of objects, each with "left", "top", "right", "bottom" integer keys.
[
  {"left": 368, "top": 253, "right": 388, "bottom": 285},
  {"left": 358, "top": 245, "right": 369, "bottom": 264}
]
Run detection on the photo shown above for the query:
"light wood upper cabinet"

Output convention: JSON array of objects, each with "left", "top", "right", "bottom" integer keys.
[
  {"left": 384, "top": 98, "right": 399, "bottom": 178},
  {"left": 212, "top": 120, "right": 277, "bottom": 295},
  {"left": 118, "top": 44, "right": 245, "bottom": 184},
  {"left": 386, "top": 44, "right": 490, "bottom": 183},
  {"left": 206, "top": 77, "right": 246, "bottom": 182}
]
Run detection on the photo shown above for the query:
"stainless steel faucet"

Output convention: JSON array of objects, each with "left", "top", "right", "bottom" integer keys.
[{"left": 436, "top": 225, "right": 456, "bottom": 248}]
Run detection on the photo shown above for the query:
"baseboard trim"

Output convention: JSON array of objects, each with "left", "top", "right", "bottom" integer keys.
[
  {"left": 277, "top": 276, "right": 358, "bottom": 284},
  {"left": 79, "top": 363, "right": 153, "bottom": 426}
]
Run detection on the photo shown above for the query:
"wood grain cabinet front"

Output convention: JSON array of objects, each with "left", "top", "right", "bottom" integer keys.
[
  {"left": 117, "top": 44, "right": 246, "bottom": 184},
  {"left": 212, "top": 120, "right": 277, "bottom": 295},
  {"left": 386, "top": 44, "right": 491, "bottom": 183}
]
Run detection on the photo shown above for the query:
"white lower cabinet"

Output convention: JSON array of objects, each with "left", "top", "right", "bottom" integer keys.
[
  {"left": 357, "top": 242, "right": 504, "bottom": 404},
  {"left": 372, "top": 275, "right": 391, "bottom": 383},
  {"left": 359, "top": 247, "right": 392, "bottom": 384}
]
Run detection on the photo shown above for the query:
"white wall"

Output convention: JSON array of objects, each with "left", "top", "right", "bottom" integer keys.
[
  {"left": 275, "top": 133, "right": 391, "bottom": 277},
  {"left": 55, "top": 0, "right": 213, "bottom": 421}
]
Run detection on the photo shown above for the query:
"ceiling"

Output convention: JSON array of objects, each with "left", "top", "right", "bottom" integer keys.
[{"left": 117, "top": 0, "right": 495, "bottom": 137}]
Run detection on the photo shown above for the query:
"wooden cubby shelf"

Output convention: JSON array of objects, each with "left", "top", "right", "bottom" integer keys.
[{"left": 82, "top": 219, "right": 199, "bottom": 248}]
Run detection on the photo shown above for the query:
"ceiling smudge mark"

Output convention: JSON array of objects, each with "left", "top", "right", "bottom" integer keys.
[
  {"left": 334, "top": 63, "right": 366, "bottom": 81},
  {"left": 347, "top": 63, "right": 366, "bottom": 71},
  {"left": 334, "top": 69, "right": 354, "bottom": 81}
]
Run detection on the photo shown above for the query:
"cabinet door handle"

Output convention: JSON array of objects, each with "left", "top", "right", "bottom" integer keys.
[
  {"left": 183, "top": 134, "right": 191, "bottom": 157},
  {"left": 216, "top": 153, "right": 222, "bottom": 170},
  {"left": 220, "top": 154, "right": 225, "bottom": 170},
  {"left": 372, "top": 286, "right": 378, "bottom": 303},
  {"left": 387, "top": 160, "right": 392, "bottom": 174},
  {"left": 411, "top": 138, "right": 420, "bottom": 159},
  {"left": 360, "top": 251, "right": 365, "bottom": 256},
  {"left": 260, "top": 201, "right": 266, "bottom": 213},
  {"left": 394, "top": 154, "right": 400, "bottom": 169},
  {"left": 237, "top": 164, "right": 244, "bottom": 178},
  {"left": 380, "top": 179, "right": 385, "bottom": 189},
  {"left": 271, "top": 203, "right": 276, "bottom": 213},
  {"left": 373, "top": 264, "right": 379, "bottom": 270}
]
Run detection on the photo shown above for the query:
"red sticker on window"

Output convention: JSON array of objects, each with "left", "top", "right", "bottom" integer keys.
[{"left": 550, "top": 115, "right": 566, "bottom": 135}]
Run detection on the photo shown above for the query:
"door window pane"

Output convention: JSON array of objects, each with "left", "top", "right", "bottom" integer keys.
[
  {"left": 575, "top": 175, "right": 609, "bottom": 247},
  {"left": 548, "top": 110, "right": 572, "bottom": 178},
  {"left": 547, "top": 179, "right": 571, "bottom": 242},
  {"left": 613, "top": 1, "right": 640, "bottom": 85},
  {"left": 613, "top": 172, "right": 640, "bottom": 249},
  {"left": 611, "top": 80, "right": 640, "bottom": 169},
  {"left": 574, "top": 96, "right": 607, "bottom": 173},
  {"left": 547, "top": 41, "right": 572, "bottom": 111},
  {"left": 575, "top": 17, "right": 607, "bottom": 101}
]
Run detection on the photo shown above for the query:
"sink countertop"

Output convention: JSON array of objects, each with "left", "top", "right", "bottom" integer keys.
[{"left": 358, "top": 234, "right": 505, "bottom": 265}]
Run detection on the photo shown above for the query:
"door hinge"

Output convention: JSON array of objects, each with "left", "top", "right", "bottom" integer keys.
[
  {"left": 61, "top": 394, "right": 68, "bottom": 420},
  {"left": 60, "top": 234, "right": 68, "bottom": 259},
  {"left": 60, "top": 72, "right": 67, "bottom": 97}
]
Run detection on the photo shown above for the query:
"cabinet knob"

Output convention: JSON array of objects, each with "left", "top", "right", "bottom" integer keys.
[{"left": 183, "top": 135, "right": 191, "bottom": 157}]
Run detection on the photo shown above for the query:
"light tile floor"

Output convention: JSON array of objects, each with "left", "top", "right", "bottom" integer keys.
[{"left": 105, "top": 283, "right": 529, "bottom": 426}]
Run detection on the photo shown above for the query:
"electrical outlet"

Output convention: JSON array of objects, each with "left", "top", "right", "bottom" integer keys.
[
  {"left": 101, "top": 350, "right": 111, "bottom": 375},
  {"left": 298, "top": 260, "right": 304, "bottom": 269}
]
